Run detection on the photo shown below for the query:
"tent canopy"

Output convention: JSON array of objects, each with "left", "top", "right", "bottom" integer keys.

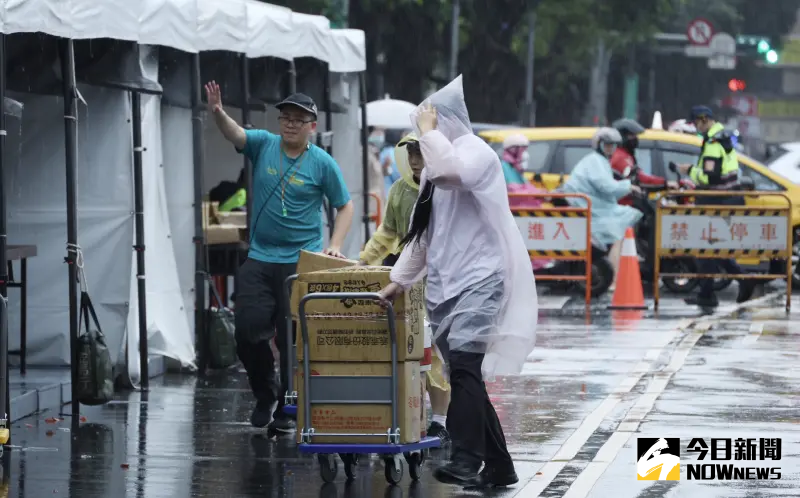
[{"left": 0, "top": 0, "right": 366, "bottom": 73}]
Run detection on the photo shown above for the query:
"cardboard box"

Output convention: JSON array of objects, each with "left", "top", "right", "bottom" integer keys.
[
  {"left": 296, "top": 314, "right": 423, "bottom": 362},
  {"left": 289, "top": 251, "right": 359, "bottom": 318},
  {"left": 296, "top": 266, "right": 424, "bottom": 319},
  {"left": 296, "top": 361, "right": 422, "bottom": 444},
  {"left": 205, "top": 225, "right": 243, "bottom": 245},
  {"left": 296, "top": 250, "right": 358, "bottom": 275}
]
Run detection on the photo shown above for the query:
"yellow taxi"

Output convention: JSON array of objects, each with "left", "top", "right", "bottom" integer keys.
[{"left": 480, "top": 127, "right": 800, "bottom": 285}]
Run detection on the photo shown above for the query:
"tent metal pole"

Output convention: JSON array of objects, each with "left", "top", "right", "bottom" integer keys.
[
  {"left": 359, "top": 72, "right": 370, "bottom": 242},
  {"left": 190, "top": 54, "right": 208, "bottom": 373},
  {"left": 60, "top": 38, "right": 80, "bottom": 419},
  {"left": 240, "top": 54, "right": 252, "bottom": 241},
  {"left": 131, "top": 91, "right": 149, "bottom": 388},
  {"left": 0, "top": 33, "right": 10, "bottom": 442},
  {"left": 323, "top": 67, "right": 335, "bottom": 239},
  {"left": 288, "top": 60, "right": 297, "bottom": 94}
]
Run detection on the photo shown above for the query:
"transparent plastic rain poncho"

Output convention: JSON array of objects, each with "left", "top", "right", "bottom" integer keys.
[{"left": 389, "top": 75, "right": 538, "bottom": 381}]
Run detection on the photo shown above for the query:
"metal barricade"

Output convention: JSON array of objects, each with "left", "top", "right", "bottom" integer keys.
[
  {"left": 368, "top": 193, "right": 383, "bottom": 226},
  {"left": 653, "top": 190, "right": 793, "bottom": 311},
  {"left": 509, "top": 193, "right": 593, "bottom": 305}
]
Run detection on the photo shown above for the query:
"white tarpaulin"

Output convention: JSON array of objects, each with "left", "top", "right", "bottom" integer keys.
[
  {"left": 0, "top": 0, "right": 366, "bottom": 73},
  {"left": 3, "top": 84, "right": 195, "bottom": 371},
  {"left": 5, "top": 86, "right": 136, "bottom": 366}
]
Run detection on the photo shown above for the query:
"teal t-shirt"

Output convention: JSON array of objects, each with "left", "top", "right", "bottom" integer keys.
[
  {"left": 238, "top": 129, "right": 351, "bottom": 263},
  {"left": 501, "top": 160, "right": 526, "bottom": 185}
]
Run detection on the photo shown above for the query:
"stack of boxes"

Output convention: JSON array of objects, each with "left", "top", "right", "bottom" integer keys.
[{"left": 290, "top": 252, "right": 425, "bottom": 444}]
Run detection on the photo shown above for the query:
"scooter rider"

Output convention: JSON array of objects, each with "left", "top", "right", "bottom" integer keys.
[
  {"left": 676, "top": 105, "right": 756, "bottom": 307},
  {"left": 560, "top": 128, "right": 643, "bottom": 290},
  {"left": 610, "top": 118, "right": 678, "bottom": 207}
]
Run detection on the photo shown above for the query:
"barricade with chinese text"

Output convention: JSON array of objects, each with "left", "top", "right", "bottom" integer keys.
[
  {"left": 509, "top": 193, "right": 593, "bottom": 306},
  {"left": 653, "top": 191, "right": 793, "bottom": 310}
]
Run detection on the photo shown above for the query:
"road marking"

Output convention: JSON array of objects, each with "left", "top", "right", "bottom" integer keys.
[
  {"left": 521, "top": 290, "right": 787, "bottom": 497},
  {"left": 558, "top": 327, "right": 706, "bottom": 497},
  {"left": 741, "top": 321, "right": 765, "bottom": 346},
  {"left": 518, "top": 331, "right": 679, "bottom": 495},
  {"left": 539, "top": 296, "right": 572, "bottom": 310}
]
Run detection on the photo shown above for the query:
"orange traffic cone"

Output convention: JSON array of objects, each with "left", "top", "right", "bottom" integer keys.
[{"left": 609, "top": 228, "right": 647, "bottom": 310}]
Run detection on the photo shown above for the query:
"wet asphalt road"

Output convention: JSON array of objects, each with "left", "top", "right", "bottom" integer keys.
[{"left": 1, "top": 287, "right": 798, "bottom": 497}]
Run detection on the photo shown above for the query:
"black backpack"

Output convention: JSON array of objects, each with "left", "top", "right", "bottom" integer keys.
[{"left": 76, "top": 291, "right": 114, "bottom": 405}]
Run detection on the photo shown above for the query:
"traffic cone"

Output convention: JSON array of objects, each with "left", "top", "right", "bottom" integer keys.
[{"left": 609, "top": 228, "right": 648, "bottom": 310}]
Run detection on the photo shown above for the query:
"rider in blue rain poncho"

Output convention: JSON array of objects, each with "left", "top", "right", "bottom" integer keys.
[{"left": 559, "top": 127, "right": 643, "bottom": 289}]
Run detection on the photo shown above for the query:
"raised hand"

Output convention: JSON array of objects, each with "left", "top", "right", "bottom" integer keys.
[{"left": 204, "top": 81, "right": 223, "bottom": 114}]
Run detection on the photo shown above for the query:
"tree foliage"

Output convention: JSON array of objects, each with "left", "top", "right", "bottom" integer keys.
[{"left": 264, "top": 0, "right": 800, "bottom": 125}]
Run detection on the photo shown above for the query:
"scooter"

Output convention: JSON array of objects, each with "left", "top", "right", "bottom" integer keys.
[
  {"left": 534, "top": 196, "right": 615, "bottom": 298},
  {"left": 630, "top": 182, "right": 701, "bottom": 294}
]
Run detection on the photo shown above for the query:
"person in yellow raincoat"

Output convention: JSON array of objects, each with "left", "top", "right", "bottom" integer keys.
[{"left": 359, "top": 133, "right": 452, "bottom": 443}]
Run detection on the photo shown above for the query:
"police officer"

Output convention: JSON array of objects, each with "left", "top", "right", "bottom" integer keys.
[{"left": 677, "top": 105, "right": 756, "bottom": 307}]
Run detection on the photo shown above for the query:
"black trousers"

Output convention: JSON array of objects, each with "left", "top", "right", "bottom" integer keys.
[
  {"left": 695, "top": 195, "right": 745, "bottom": 298},
  {"left": 234, "top": 258, "right": 297, "bottom": 419},
  {"left": 446, "top": 351, "right": 512, "bottom": 467}
]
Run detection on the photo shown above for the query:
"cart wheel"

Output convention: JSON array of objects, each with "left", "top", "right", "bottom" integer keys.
[
  {"left": 404, "top": 451, "right": 423, "bottom": 481},
  {"left": 318, "top": 454, "right": 338, "bottom": 483},
  {"left": 384, "top": 456, "right": 404, "bottom": 485},
  {"left": 340, "top": 453, "right": 359, "bottom": 481}
]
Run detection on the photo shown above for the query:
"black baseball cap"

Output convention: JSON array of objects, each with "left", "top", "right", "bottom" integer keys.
[
  {"left": 276, "top": 93, "right": 318, "bottom": 119},
  {"left": 688, "top": 105, "right": 714, "bottom": 122}
]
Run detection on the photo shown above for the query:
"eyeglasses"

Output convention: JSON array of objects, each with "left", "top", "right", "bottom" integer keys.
[{"left": 279, "top": 116, "right": 314, "bottom": 127}]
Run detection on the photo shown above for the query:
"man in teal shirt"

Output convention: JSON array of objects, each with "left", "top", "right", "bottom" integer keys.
[{"left": 205, "top": 82, "right": 354, "bottom": 432}]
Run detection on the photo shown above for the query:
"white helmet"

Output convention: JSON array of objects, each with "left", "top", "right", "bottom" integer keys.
[
  {"left": 503, "top": 133, "right": 529, "bottom": 149},
  {"left": 592, "top": 127, "right": 622, "bottom": 149},
  {"left": 668, "top": 119, "right": 697, "bottom": 134}
]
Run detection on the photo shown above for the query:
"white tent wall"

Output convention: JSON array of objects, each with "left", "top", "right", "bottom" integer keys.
[
  {"left": 4, "top": 86, "right": 135, "bottom": 366},
  {"left": 123, "top": 91, "right": 195, "bottom": 385},
  {"left": 162, "top": 104, "right": 196, "bottom": 331}
]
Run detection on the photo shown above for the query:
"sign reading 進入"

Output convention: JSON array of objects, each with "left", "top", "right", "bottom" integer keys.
[
  {"left": 513, "top": 216, "right": 587, "bottom": 252},
  {"left": 637, "top": 437, "right": 782, "bottom": 481}
]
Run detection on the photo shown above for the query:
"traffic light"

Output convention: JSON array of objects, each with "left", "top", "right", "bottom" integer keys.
[
  {"left": 758, "top": 39, "right": 779, "bottom": 64},
  {"left": 766, "top": 49, "right": 779, "bottom": 64},
  {"left": 728, "top": 78, "right": 747, "bottom": 92}
]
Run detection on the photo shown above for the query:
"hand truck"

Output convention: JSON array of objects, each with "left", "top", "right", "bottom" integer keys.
[
  {"left": 280, "top": 274, "right": 299, "bottom": 419},
  {"left": 296, "top": 292, "right": 441, "bottom": 485}
]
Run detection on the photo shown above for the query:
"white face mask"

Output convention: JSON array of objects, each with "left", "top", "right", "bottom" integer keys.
[
  {"left": 368, "top": 134, "right": 385, "bottom": 147},
  {"left": 519, "top": 150, "right": 530, "bottom": 170}
]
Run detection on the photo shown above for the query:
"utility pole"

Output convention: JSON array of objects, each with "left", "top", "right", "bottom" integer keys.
[
  {"left": 622, "top": 46, "right": 639, "bottom": 119},
  {"left": 523, "top": 10, "right": 536, "bottom": 126},
  {"left": 449, "top": 0, "right": 460, "bottom": 80}
]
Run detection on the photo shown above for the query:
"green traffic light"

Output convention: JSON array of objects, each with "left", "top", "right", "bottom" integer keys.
[
  {"left": 766, "top": 49, "right": 779, "bottom": 64},
  {"left": 758, "top": 40, "right": 770, "bottom": 53}
]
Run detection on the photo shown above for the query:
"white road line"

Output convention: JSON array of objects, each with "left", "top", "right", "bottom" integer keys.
[
  {"left": 741, "top": 321, "right": 765, "bottom": 346},
  {"left": 520, "top": 290, "right": 786, "bottom": 497},
  {"left": 560, "top": 330, "right": 705, "bottom": 498},
  {"left": 518, "top": 332, "right": 678, "bottom": 495}
]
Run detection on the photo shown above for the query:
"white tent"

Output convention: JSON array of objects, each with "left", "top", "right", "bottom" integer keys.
[{"left": 0, "top": 0, "right": 367, "bottom": 386}]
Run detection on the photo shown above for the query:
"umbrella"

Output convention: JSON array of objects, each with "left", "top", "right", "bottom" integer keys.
[{"left": 363, "top": 95, "right": 416, "bottom": 129}]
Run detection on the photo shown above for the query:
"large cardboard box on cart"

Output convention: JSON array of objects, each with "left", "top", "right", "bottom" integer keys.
[
  {"left": 291, "top": 266, "right": 425, "bottom": 362},
  {"left": 290, "top": 251, "right": 359, "bottom": 317},
  {"left": 296, "top": 361, "right": 423, "bottom": 444}
]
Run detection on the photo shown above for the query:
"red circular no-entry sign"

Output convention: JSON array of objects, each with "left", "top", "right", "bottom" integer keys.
[{"left": 687, "top": 18, "right": 714, "bottom": 46}]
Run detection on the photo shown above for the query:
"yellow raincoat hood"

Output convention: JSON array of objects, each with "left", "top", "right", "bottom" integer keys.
[{"left": 394, "top": 133, "right": 421, "bottom": 191}]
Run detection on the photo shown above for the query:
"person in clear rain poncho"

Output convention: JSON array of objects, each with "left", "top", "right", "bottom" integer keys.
[
  {"left": 378, "top": 76, "right": 538, "bottom": 488},
  {"left": 359, "top": 133, "right": 453, "bottom": 444}
]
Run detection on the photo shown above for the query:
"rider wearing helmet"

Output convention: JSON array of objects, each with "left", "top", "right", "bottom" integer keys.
[
  {"left": 560, "top": 127, "right": 643, "bottom": 289},
  {"left": 610, "top": 119, "right": 676, "bottom": 206}
]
